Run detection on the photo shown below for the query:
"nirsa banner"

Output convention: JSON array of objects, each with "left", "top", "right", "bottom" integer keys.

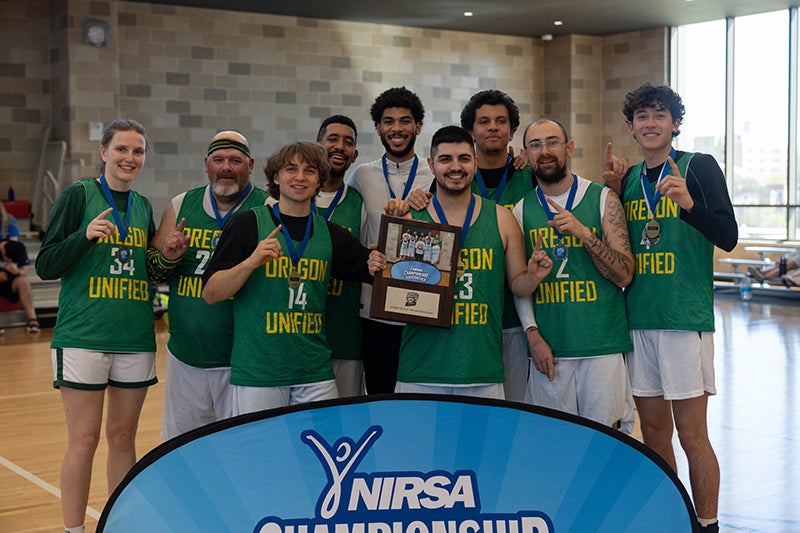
[{"left": 99, "top": 395, "right": 696, "bottom": 532}]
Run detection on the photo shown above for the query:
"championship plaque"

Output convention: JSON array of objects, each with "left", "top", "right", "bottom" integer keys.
[{"left": 369, "top": 215, "right": 460, "bottom": 328}]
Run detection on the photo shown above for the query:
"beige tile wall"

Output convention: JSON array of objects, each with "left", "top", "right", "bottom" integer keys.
[
  {"left": 1, "top": 0, "right": 666, "bottom": 220},
  {"left": 541, "top": 30, "right": 668, "bottom": 181}
]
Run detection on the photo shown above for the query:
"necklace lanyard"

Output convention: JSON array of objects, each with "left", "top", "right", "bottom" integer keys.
[
  {"left": 474, "top": 155, "right": 513, "bottom": 203},
  {"left": 382, "top": 154, "right": 419, "bottom": 200},
  {"left": 271, "top": 203, "right": 313, "bottom": 268},
  {"left": 209, "top": 182, "right": 253, "bottom": 229},
  {"left": 99, "top": 175, "right": 132, "bottom": 243},
  {"left": 432, "top": 193, "right": 476, "bottom": 249},
  {"left": 310, "top": 182, "right": 345, "bottom": 221},
  {"left": 535, "top": 173, "right": 578, "bottom": 241},
  {"left": 640, "top": 148, "right": 677, "bottom": 218}
]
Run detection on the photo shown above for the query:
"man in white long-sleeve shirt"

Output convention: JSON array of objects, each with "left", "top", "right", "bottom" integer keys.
[{"left": 346, "top": 87, "right": 434, "bottom": 394}]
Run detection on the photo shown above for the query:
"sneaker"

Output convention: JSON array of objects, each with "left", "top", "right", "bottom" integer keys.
[
  {"left": 747, "top": 265, "right": 765, "bottom": 282},
  {"left": 698, "top": 521, "right": 719, "bottom": 533},
  {"left": 26, "top": 319, "right": 41, "bottom": 333}
]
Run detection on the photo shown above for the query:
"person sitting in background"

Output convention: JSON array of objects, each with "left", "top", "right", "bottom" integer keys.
[
  {"left": 748, "top": 251, "right": 800, "bottom": 287},
  {"left": 0, "top": 201, "right": 22, "bottom": 241},
  {"left": 0, "top": 239, "right": 39, "bottom": 333}
]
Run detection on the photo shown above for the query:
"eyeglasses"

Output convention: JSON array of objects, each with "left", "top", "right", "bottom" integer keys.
[{"left": 526, "top": 139, "right": 567, "bottom": 152}]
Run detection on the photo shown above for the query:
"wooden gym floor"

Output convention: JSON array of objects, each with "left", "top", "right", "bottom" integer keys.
[{"left": 0, "top": 292, "right": 798, "bottom": 532}]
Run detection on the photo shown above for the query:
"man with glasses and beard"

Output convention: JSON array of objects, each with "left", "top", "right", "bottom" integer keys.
[
  {"left": 346, "top": 87, "right": 435, "bottom": 394},
  {"left": 513, "top": 119, "right": 636, "bottom": 432},
  {"left": 152, "top": 130, "right": 268, "bottom": 440}
]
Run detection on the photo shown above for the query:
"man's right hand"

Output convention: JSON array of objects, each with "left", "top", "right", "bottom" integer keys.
[{"left": 249, "top": 225, "right": 283, "bottom": 267}]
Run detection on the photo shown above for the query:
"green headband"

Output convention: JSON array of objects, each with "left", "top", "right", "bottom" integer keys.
[{"left": 207, "top": 138, "right": 252, "bottom": 158}]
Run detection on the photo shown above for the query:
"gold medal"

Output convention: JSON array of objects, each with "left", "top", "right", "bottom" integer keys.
[
  {"left": 645, "top": 218, "right": 661, "bottom": 240},
  {"left": 288, "top": 268, "right": 301, "bottom": 289},
  {"left": 456, "top": 259, "right": 466, "bottom": 279}
]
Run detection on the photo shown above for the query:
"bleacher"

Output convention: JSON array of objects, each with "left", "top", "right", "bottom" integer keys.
[
  {"left": 0, "top": 127, "right": 67, "bottom": 331},
  {"left": 714, "top": 244, "right": 800, "bottom": 299},
  {"left": 0, "top": 226, "right": 61, "bottom": 331}
]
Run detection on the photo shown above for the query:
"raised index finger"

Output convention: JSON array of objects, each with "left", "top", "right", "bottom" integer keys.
[
  {"left": 175, "top": 217, "right": 187, "bottom": 233},
  {"left": 546, "top": 197, "right": 564, "bottom": 214},
  {"left": 534, "top": 231, "right": 544, "bottom": 253},
  {"left": 666, "top": 156, "right": 681, "bottom": 178},
  {"left": 93, "top": 207, "right": 114, "bottom": 222},
  {"left": 604, "top": 142, "right": 614, "bottom": 169},
  {"left": 266, "top": 224, "right": 283, "bottom": 240}
]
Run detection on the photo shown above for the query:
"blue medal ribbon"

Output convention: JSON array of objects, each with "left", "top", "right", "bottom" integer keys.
[
  {"left": 99, "top": 174, "right": 132, "bottom": 245},
  {"left": 640, "top": 148, "right": 677, "bottom": 218},
  {"left": 382, "top": 154, "right": 419, "bottom": 200},
  {"left": 310, "top": 182, "right": 345, "bottom": 221},
  {"left": 209, "top": 182, "right": 253, "bottom": 229},
  {"left": 272, "top": 203, "right": 313, "bottom": 270},
  {"left": 474, "top": 155, "right": 513, "bottom": 203},
  {"left": 432, "top": 193, "right": 476, "bottom": 250}
]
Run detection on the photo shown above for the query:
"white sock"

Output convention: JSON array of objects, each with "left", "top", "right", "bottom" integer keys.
[
  {"left": 697, "top": 517, "right": 718, "bottom": 527},
  {"left": 65, "top": 526, "right": 85, "bottom": 533}
]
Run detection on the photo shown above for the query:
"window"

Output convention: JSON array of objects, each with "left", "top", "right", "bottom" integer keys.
[{"left": 674, "top": 10, "right": 794, "bottom": 240}]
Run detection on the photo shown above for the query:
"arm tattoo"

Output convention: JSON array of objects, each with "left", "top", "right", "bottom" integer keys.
[{"left": 583, "top": 194, "right": 633, "bottom": 287}]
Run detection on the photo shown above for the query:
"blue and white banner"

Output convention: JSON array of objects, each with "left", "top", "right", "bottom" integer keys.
[{"left": 99, "top": 396, "right": 696, "bottom": 532}]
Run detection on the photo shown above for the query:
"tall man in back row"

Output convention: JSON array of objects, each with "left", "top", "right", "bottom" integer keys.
[
  {"left": 461, "top": 89, "right": 535, "bottom": 401},
  {"left": 397, "top": 126, "right": 551, "bottom": 398},
  {"left": 347, "top": 87, "right": 435, "bottom": 393},
  {"left": 604, "top": 83, "right": 738, "bottom": 533},
  {"left": 153, "top": 130, "right": 267, "bottom": 440}
]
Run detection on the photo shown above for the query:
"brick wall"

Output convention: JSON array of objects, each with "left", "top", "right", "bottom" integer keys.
[{"left": 0, "top": 1, "right": 666, "bottom": 220}]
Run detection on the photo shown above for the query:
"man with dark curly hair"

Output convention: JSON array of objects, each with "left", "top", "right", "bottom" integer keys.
[
  {"left": 346, "top": 87, "right": 435, "bottom": 393},
  {"left": 604, "top": 83, "right": 738, "bottom": 533}
]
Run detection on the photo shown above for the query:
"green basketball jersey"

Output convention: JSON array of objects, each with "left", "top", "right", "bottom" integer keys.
[
  {"left": 471, "top": 167, "right": 534, "bottom": 330},
  {"left": 167, "top": 185, "right": 268, "bottom": 368},
  {"left": 623, "top": 152, "right": 715, "bottom": 331},
  {"left": 52, "top": 179, "right": 156, "bottom": 352},
  {"left": 317, "top": 186, "right": 363, "bottom": 361},
  {"left": 521, "top": 179, "right": 632, "bottom": 357},
  {"left": 400, "top": 197, "right": 505, "bottom": 384},
  {"left": 230, "top": 207, "right": 334, "bottom": 387}
]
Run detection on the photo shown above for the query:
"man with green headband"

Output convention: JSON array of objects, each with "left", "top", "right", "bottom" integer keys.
[{"left": 152, "top": 130, "right": 268, "bottom": 440}]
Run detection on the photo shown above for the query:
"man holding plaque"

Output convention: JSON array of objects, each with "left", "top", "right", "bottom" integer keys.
[
  {"left": 461, "top": 89, "right": 535, "bottom": 401},
  {"left": 603, "top": 84, "right": 737, "bottom": 533},
  {"left": 512, "top": 118, "right": 635, "bottom": 431},
  {"left": 315, "top": 115, "right": 365, "bottom": 397},
  {"left": 152, "top": 130, "right": 268, "bottom": 440},
  {"left": 202, "top": 142, "right": 397, "bottom": 414},
  {"left": 396, "top": 126, "right": 551, "bottom": 399}
]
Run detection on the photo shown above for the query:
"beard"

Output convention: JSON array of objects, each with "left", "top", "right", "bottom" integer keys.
[
  {"left": 212, "top": 180, "right": 242, "bottom": 199},
  {"left": 380, "top": 132, "right": 417, "bottom": 160},
  {"left": 532, "top": 158, "right": 568, "bottom": 184},
  {"left": 327, "top": 150, "right": 350, "bottom": 180},
  {"left": 435, "top": 172, "right": 471, "bottom": 195}
]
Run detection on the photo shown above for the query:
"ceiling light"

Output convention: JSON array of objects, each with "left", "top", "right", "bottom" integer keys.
[
  {"left": 554, "top": 20, "right": 563, "bottom": 26},
  {"left": 464, "top": 11, "right": 473, "bottom": 17}
]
